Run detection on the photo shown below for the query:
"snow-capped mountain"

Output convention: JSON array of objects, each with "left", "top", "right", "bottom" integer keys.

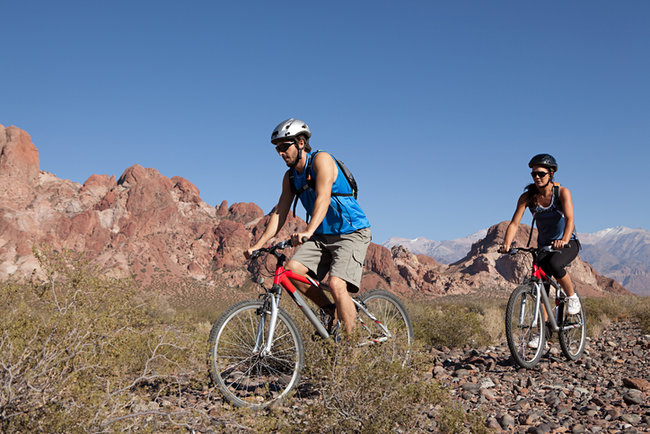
[
  {"left": 383, "top": 229, "right": 487, "bottom": 264},
  {"left": 578, "top": 226, "right": 650, "bottom": 296},
  {"left": 384, "top": 226, "right": 649, "bottom": 296}
]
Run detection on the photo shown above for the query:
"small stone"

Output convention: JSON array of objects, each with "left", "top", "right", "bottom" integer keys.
[
  {"left": 527, "top": 423, "right": 551, "bottom": 433},
  {"left": 571, "top": 424, "right": 586, "bottom": 433},
  {"left": 499, "top": 414, "right": 515, "bottom": 429},
  {"left": 623, "top": 377, "right": 650, "bottom": 392},
  {"left": 480, "top": 377, "right": 496, "bottom": 389},
  {"left": 621, "top": 413, "right": 642, "bottom": 425},
  {"left": 433, "top": 366, "right": 446, "bottom": 378},
  {"left": 461, "top": 382, "right": 481, "bottom": 393},
  {"left": 480, "top": 388, "right": 496, "bottom": 401},
  {"left": 486, "top": 417, "right": 501, "bottom": 430},
  {"left": 623, "top": 390, "right": 644, "bottom": 406}
]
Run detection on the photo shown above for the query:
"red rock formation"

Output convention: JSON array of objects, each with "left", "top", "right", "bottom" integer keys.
[{"left": 0, "top": 124, "right": 629, "bottom": 298}]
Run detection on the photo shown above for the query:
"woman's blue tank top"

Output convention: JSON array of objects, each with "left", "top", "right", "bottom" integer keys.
[
  {"left": 531, "top": 187, "right": 577, "bottom": 246},
  {"left": 291, "top": 152, "right": 370, "bottom": 235}
]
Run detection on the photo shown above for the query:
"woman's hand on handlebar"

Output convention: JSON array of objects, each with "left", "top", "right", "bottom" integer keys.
[{"left": 551, "top": 239, "right": 568, "bottom": 250}]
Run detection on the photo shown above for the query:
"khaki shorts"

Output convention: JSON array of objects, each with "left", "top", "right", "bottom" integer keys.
[{"left": 291, "top": 227, "right": 371, "bottom": 293}]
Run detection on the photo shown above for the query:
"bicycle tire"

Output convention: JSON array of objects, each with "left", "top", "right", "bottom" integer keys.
[
  {"left": 208, "top": 299, "right": 304, "bottom": 408},
  {"left": 558, "top": 291, "right": 586, "bottom": 361},
  {"left": 505, "top": 283, "right": 546, "bottom": 369},
  {"left": 357, "top": 289, "right": 414, "bottom": 359}
]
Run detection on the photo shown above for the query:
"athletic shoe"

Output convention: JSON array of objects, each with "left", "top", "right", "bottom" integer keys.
[
  {"left": 318, "top": 305, "right": 341, "bottom": 343},
  {"left": 566, "top": 294, "right": 581, "bottom": 315},
  {"left": 528, "top": 335, "right": 548, "bottom": 350}
]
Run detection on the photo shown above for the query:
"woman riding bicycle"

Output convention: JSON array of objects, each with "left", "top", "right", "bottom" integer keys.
[{"left": 499, "top": 154, "right": 581, "bottom": 324}]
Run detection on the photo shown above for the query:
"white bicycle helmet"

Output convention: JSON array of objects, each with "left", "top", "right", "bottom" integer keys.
[{"left": 271, "top": 118, "right": 311, "bottom": 144}]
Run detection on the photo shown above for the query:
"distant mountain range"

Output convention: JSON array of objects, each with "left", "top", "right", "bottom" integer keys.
[
  {"left": 384, "top": 229, "right": 488, "bottom": 264},
  {"left": 384, "top": 226, "right": 650, "bottom": 296}
]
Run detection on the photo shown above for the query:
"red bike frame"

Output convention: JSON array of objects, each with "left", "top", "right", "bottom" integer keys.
[{"left": 274, "top": 265, "right": 315, "bottom": 294}]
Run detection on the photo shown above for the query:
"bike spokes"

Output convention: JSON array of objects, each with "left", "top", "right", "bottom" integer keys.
[
  {"left": 505, "top": 284, "right": 545, "bottom": 368},
  {"left": 208, "top": 300, "right": 304, "bottom": 407}
]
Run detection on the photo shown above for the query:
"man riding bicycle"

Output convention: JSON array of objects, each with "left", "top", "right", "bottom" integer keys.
[{"left": 245, "top": 118, "right": 371, "bottom": 338}]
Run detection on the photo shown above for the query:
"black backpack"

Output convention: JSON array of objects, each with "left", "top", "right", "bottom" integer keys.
[{"left": 288, "top": 150, "right": 358, "bottom": 221}]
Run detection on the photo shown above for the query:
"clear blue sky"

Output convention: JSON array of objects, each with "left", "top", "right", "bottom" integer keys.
[{"left": 2, "top": 1, "right": 648, "bottom": 243}]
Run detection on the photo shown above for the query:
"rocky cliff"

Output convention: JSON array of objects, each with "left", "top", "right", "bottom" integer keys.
[{"left": 0, "top": 124, "right": 629, "bottom": 297}]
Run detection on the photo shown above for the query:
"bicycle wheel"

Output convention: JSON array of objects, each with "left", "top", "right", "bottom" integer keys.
[
  {"left": 505, "top": 283, "right": 545, "bottom": 369},
  {"left": 357, "top": 289, "right": 414, "bottom": 358},
  {"left": 558, "top": 291, "right": 586, "bottom": 361},
  {"left": 208, "top": 299, "right": 304, "bottom": 408}
]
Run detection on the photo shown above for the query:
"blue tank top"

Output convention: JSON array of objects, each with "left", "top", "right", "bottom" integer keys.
[
  {"left": 531, "top": 186, "right": 577, "bottom": 246},
  {"left": 291, "top": 151, "right": 370, "bottom": 235}
]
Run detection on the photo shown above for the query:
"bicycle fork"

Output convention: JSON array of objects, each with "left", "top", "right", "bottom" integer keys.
[{"left": 254, "top": 291, "right": 281, "bottom": 356}]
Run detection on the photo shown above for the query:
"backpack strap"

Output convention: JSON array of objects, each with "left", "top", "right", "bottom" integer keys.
[
  {"left": 289, "top": 152, "right": 317, "bottom": 221},
  {"left": 289, "top": 150, "right": 356, "bottom": 222}
]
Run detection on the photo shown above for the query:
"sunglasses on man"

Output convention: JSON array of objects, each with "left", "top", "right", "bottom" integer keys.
[{"left": 275, "top": 141, "right": 295, "bottom": 153}]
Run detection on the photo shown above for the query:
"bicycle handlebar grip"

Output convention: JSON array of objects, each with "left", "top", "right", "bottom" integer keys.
[{"left": 301, "top": 236, "right": 309, "bottom": 243}]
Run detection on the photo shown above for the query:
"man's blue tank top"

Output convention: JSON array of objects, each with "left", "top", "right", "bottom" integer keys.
[
  {"left": 531, "top": 186, "right": 577, "bottom": 246},
  {"left": 290, "top": 151, "right": 370, "bottom": 235}
]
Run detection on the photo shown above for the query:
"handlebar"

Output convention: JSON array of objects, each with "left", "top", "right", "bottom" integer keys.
[
  {"left": 249, "top": 240, "right": 292, "bottom": 260},
  {"left": 506, "top": 245, "right": 561, "bottom": 256},
  {"left": 248, "top": 236, "right": 312, "bottom": 260}
]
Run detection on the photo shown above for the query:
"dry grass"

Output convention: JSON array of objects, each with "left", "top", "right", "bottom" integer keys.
[{"left": 3, "top": 249, "right": 647, "bottom": 432}]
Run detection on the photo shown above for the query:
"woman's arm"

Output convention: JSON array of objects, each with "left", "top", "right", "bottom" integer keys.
[
  {"left": 500, "top": 193, "right": 528, "bottom": 252},
  {"left": 554, "top": 186, "right": 575, "bottom": 249}
]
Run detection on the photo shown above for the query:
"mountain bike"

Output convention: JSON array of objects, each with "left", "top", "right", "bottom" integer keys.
[
  {"left": 504, "top": 246, "right": 586, "bottom": 369},
  {"left": 207, "top": 239, "right": 414, "bottom": 408}
]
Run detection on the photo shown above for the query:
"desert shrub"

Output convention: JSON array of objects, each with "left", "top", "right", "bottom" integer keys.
[
  {"left": 0, "top": 248, "right": 206, "bottom": 432},
  {"left": 584, "top": 295, "right": 650, "bottom": 337},
  {"left": 248, "top": 336, "right": 445, "bottom": 433},
  {"left": 412, "top": 302, "right": 492, "bottom": 349}
]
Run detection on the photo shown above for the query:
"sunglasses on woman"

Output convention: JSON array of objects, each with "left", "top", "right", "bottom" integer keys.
[{"left": 531, "top": 171, "right": 550, "bottom": 178}]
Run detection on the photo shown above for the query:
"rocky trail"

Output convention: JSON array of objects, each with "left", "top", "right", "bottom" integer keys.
[
  {"left": 149, "top": 321, "right": 649, "bottom": 433},
  {"left": 431, "top": 321, "right": 650, "bottom": 432}
]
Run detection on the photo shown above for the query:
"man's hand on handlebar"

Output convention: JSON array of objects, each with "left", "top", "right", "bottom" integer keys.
[
  {"left": 244, "top": 248, "right": 258, "bottom": 260},
  {"left": 290, "top": 232, "right": 313, "bottom": 247}
]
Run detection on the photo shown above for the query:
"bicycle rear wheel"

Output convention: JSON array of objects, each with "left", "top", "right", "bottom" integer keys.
[
  {"left": 357, "top": 290, "right": 414, "bottom": 359},
  {"left": 558, "top": 291, "right": 586, "bottom": 361},
  {"left": 208, "top": 299, "right": 304, "bottom": 408},
  {"left": 505, "top": 283, "right": 545, "bottom": 369}
]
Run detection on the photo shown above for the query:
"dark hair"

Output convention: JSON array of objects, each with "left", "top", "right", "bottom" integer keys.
[
  {"left": 524, "top": 183, "right": 538, "bottom": 210},
  {"left": 297, "top": 134, "right": 311, "bottom": 153}
]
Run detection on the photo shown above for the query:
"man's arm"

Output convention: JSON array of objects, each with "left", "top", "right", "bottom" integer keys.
[{"left": 247, "top": 171, "right": 295, "bottom": 255}]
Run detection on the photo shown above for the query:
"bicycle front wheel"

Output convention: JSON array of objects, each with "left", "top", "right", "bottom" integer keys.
[
  {"left": 208, "top": 299, "right": 304, "bottom": 408},
  {"left": 357, "top": 289, "right": 414, "bottom": 359},
  {"left": 505, "top": 283, "right": 545, "bottom": 369},
  {"left": 558, "top": 291, "right": 586, "bottom": 361}
]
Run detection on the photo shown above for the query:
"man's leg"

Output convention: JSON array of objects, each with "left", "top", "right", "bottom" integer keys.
[
  {"left": 285, "top": 259, "right": 332, "bottom": 308},
  {"left": 328, "top": 275, "right": 356, "bottom": 335}
]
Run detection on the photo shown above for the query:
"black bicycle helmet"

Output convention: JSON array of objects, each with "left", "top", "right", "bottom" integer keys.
[{"left": 528, "top": 153, "right": 558, "bottom": 172}]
